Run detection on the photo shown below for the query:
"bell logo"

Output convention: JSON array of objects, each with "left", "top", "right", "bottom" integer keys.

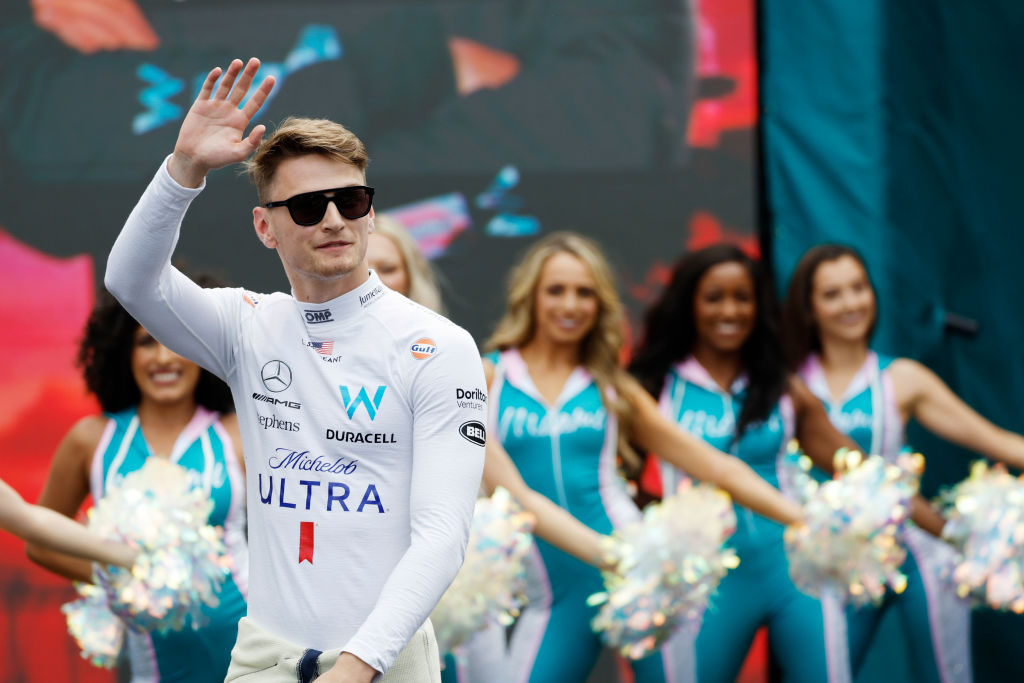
[
  {"left": 410, "top": 338, "right": 437, "bottom": 360},
  {"left": 339, "top": 385, "right": 387, "bottom": 420},
  {"left": 459, "top": 420, "right": 486, "bottom": 446}
]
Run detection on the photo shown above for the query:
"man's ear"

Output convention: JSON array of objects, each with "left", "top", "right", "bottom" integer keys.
[
  {"left": 253, "top": 207, "right": 278, "bottom": 249},
  {"left": 367, "top": 207, "right": 375, "bottom": 234}
]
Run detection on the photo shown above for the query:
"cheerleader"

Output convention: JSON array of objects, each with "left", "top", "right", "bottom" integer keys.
[
  {"left": 629, "top": 244, "right": 945, "bottom": 683},
  {"left": 782, "top": 245, "right": 1024, "bottom": 682},
  {"left": 27, "top": 288, "right": 248, "bottom": 683},
  {"left": 485, "top": 233, "right": 802, "bottom": 682}
]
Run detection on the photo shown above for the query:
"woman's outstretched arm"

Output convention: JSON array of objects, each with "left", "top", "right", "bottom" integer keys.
[
  {"left": 3, "top": 478, "right": 135, "bottom": 568},
  {"left": 624, "top": 377, "right": 802, "bottom": 526},
  {"left": 893, "top": 358, "right": 1024, "bottom": 470}
]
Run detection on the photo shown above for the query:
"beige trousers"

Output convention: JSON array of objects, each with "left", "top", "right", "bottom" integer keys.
[{"left": 225, "top": 616, "right": 441, "bottom": 683}]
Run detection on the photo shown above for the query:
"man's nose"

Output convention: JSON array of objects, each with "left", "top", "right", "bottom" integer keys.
[{"left": 321, "top": 199, "right": 345, "bottom": 229}]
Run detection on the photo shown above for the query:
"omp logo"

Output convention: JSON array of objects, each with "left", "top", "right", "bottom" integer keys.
[
  {"left": 261, "top": 360, "right": 292, "bottom": 392},
  {"left": 304, "top": 309, "right": 333, "bottom": 324},
  {"left": 339, "top": 385, "right": 387, "bottom": 420},
  {"left": 410, "top": 338, "right": 437, "bottom": 360}
]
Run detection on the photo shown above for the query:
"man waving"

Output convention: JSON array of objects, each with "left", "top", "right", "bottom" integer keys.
[{"left": 106, "top": 58, "right": 486, "bottom": 683}]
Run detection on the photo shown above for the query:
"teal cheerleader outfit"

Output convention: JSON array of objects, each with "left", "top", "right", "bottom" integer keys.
[
  {"left": 89, "top": 406, "right": 248, "bottom": 682},
  {"left": 490, "top": 349, "right": 690, "bottom": 683},
  {"left": 659, "top": 357, "right": 847, "bottom": 683},
  {"left": 800, "top": 352, "right": 970, "bottom": 683}
]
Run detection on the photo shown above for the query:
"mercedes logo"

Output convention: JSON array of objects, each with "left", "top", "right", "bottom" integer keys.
[{"left": 261, "top": 360, "right": 292, "bottom": 393}]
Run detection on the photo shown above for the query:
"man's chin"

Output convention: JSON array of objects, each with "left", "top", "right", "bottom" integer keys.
[{"left": 312, "top": 259, "right": 363, "bottom": 280}]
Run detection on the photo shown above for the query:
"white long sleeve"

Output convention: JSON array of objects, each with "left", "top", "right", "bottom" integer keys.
[
  {"left": 105, "top": 158, "right": 239, "bottom": 380},
  {"left": 105, "top": 162, "right": 486, "bottom": 674}
]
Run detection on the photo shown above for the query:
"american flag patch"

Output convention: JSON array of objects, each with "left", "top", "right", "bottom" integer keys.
[{"left": 309, "top": 341, "right": 334, "bottom": 356}]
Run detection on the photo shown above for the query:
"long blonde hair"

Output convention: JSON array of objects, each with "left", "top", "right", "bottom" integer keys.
[
  {"left": 486, "top": 232, "right": 638, "bottom": 470},
  {"left": 372, "top": 214, "right": 445, "bottom": 314}
]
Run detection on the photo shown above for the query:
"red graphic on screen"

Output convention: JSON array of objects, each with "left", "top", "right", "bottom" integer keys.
[
  {"left": 689, "top": 0, "right": 759, "bottom": 148},
  {"left": 32, "top": 0, "right": 159, "bottom": 55},
  {"left": 0, "top": 229, "right": 108, "bottom": 682},
  {"left": 625, "top": 213, "right": 760, "bottom": 310},
  {"left": 686, "top": 212, "right": 760, "bottom": 258}
]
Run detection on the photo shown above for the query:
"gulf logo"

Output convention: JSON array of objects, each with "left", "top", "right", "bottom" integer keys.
[{"left": 410, "top": 337, "right": 437, "bottom": 360}]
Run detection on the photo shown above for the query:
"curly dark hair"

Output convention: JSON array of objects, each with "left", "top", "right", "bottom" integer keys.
[
  {"left": 781, "top": 244, "right": 877, "bottom": 371},
  {"left": 629, "top": 244, "right": 787, "bottom": 440},
  {"left": 78, "top": 277, "right": 234, "bottom": 414}
]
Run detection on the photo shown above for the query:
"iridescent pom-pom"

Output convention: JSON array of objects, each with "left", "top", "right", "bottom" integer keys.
[
  {"left": 432, "top": 488, "right": 535, "bottom": 661},
  {"left": 940, "top": 461, "right": 1024, "bottom": 613},
  {"left": 589, "top": 479, "right": 738, "bottom": 659},
  {"left": 784, "top": 445, "right": 920, "bottom": 606},
  {"left": 62, "top": 457, "right": 232, "bottom": 666},
  {"left": 62, "top": 583, "right": 124, "bottom": 669},
  {"left": 88, "top": 458, "right": 231, "bottom": 632}
]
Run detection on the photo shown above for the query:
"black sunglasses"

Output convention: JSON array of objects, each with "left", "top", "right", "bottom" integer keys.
[{"left": 264, "top": 186, "right": 375, "bottom": 226}]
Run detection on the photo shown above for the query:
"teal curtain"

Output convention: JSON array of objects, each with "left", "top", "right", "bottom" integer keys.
[{"left": 763, "top": 1, "right": 1024, "bottom": 681}]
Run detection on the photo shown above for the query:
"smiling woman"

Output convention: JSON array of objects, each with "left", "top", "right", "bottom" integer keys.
[
  {"left": 130, "top": 326, "right": 203, "bottom": 405},
  {"left": 628, "top": 243, "right": 878, "bottom": 683},
  {"left": 476, "top": 233, "right": 805, "bottom": 681},
  {"left": 782, "top": 244, "right": 1024, "bottom": 682},
  {"left": 26, "top": 280, "right": 248, "bottom": 683}
]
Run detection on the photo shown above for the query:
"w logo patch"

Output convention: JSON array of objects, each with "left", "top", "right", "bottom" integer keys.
[{"left": 339, "top": 385, "right": 387, "bottom": 420}]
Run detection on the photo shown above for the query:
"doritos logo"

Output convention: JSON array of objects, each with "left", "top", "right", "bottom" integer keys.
[{"left": 410, "top": 338, "right": 437, "bottom": 360}]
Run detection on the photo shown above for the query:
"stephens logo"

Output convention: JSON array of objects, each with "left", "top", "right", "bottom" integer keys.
[
  {"left": 410, "top": 338, "right": 437, "bottom": 360},
  {"left": 261, "top": 360, "right": 292, "bottom": 392},
  {"left": 257, "top": 412, "right": 301, "bottom": 432},
  {"left": 339, "top": 385, "right": 387, "bottom": 420},
  {"left": 459, "top": 420, "right": 486, "bottom": 446},
  {"left": 252, "top": 393, "right": 301, "bottom": 410},
  {"left": 304, "top": 308, "right": 333, "bottom": 324},
  {"left": 359, "top": 285, "right": 384, "bottom": 307}
]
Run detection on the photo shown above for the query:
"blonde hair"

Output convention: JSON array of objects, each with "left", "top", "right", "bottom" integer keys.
[
  {"left": 372, "top": 214, "right": 445, "bottom": 313},
  {"left": 245, "top": 117, "right": 369, "bottom": 203},
  {"left": 486, "top": 232, "right": 638, "bottom": 470}
]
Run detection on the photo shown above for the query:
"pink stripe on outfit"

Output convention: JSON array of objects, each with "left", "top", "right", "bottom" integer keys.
[
  {"left": 214, "top": 417, "right": 249, "bottom": 598},
  {"left": 90, "top": 419, "right": 117, "bottom": 498}
]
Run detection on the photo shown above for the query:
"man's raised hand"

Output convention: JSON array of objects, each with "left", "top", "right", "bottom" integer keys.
[{"left": 168, "top": 58, "right": 276, "bottom": 188}]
